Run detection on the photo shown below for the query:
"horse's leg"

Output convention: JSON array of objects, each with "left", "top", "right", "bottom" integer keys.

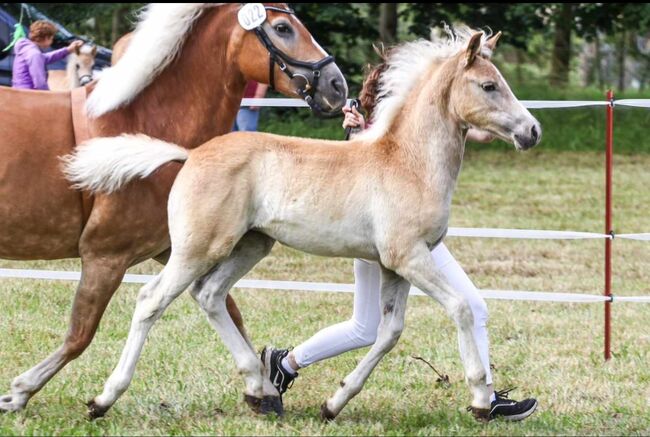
[
  {"left": 154, "top": 248, "right": 250, "bottom": 347},
  {"left": 188, "top": 232, "right": 281, "bottom": 415},
  {"left": 321, "top": 267, "right": 410, "bottom": 420},
  {"left": 395, "top": 244, "right": 491, "bottom": 421},
  {"left": 87, "top": 254, "right": 214, "bottom": 418},
  {"left": 0, "top": 256, "right": 129, "bottom": 413}
]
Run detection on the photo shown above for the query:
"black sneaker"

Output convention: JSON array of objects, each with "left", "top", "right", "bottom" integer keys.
[
  {"left": 489, "top": 388, "right": 538, "bottom": 421},
  {"left": 261, "top": 347, "right": 298, "bottom": 399}
]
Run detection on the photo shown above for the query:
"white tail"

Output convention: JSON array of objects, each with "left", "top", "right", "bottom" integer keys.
[{"left": 61, "top": 134, "right": 188, "bottom": 194}]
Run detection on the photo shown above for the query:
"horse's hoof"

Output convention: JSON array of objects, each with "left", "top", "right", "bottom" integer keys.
[
  {"left": 243, "top": 394, "right": 262, "bottom": 414},
  {"left": 0, "top": 395, "right": 25, "bottom": 413},
  {"left": 260, "top": 395, "right": 284, "bottom": 416},
  {"left": 86, "top": 399, "right": 110, "bottom": 420},
  {"left": 320, "top": 402, "right": 337, "bottom": 422},
  {"left": 469, "top": 406, "right": 490, "bottom": 423}
]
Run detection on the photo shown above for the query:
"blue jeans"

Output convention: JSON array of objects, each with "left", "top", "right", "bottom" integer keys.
[{"left": 233, "top": 108, "right": 260, "bottom": 132}]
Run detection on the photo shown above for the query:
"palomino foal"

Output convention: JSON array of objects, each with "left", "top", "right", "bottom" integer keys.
[
  {"left": 65, "top": 30, "right": 541, "bottom": 420},
  {"left": 48, "top": 44, "right": 96, "bottom": 90}
]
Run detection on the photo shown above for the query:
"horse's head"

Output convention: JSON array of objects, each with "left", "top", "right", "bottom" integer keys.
[
  {"left": 449, "top": 32, "right": 541, "bottom": 150},
  {"left": 71, "top": 44, "right": 97, "bottom": 87},
  {"left": 236, "top": 3, "right": 348, "bottom": 117}
]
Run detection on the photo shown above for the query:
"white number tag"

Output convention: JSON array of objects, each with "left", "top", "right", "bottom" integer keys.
[{"left": 238, "top": 3, "right": 267, "bottom": 30}]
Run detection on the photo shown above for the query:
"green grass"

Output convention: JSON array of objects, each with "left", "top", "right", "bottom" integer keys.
[{"left": 1, "top": 150, "right": 650, "bottom": 435}]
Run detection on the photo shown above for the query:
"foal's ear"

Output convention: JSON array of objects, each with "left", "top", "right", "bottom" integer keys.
[
  {"left": 74, "top": 45, "right": 81, "bottom": 56},
  {"left": 484, "top": 31, "right": 502, "bottom": 54},
  {"left": 91, "top": 45, "right": 97, "bottom": 57},
  {"left": 465, "top": 32, "right": 483, "bottom": 68}
]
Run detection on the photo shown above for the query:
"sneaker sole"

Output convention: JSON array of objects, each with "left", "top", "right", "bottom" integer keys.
[{"left": 500, "top": 400, "right": 538, "bottom": 422}]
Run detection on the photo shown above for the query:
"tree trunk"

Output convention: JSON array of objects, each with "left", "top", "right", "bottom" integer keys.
[
  {"left": 595, "top": 34, "right": 603, "bottom": 89},
  {"left": 379, "top": 3, "right": 397, "bottom": 44},
  {"left": 617, "top": 30, "right": 627, "bottom": 92},
  {"left": 111, "top": 7, "right": 125, "bottom": 47},
  {"left": 549, "top": 3, "right": 573, "bottom": 87}
]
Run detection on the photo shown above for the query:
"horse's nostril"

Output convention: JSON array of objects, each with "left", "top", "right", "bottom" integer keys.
[
  {"left": 531, "top": 125, "right": 538, "bottom": 141},
  {"left": 330, "top": 78, "right": 343, "bottom": 96}
]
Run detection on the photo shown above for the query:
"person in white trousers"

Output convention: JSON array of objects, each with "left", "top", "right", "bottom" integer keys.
[{"left": 263, "top": 58, "right": 538, "bottom": 422}]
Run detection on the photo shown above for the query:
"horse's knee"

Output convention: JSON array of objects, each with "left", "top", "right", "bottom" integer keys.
[
  {"left": 450, "top": 297, "right": 474, "bottom": 328},
  {"left": 63, "top": 332, "right": 95, "bottom": 359}
]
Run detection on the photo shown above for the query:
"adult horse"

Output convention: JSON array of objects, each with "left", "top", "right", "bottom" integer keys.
[
  {"left": 0, "top": 3, "right": 347, "bottom": 414},
  {"left": 48, "top": 44, "right": 96, "bottom": 90},
  {"left": 65, "top": 30, "right": 541, "bottom": 420}
]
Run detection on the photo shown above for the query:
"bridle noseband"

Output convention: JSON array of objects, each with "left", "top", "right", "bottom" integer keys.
[{"left": 245, "top": 5, "right": 338, "bottom": 116}]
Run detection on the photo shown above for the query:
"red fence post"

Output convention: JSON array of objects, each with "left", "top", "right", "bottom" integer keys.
[{"left": 604, "top": 90, "right": 614, "bottom": 360}]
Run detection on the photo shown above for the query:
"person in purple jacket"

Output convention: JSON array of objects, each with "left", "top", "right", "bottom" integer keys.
[{"left": 11, "top": 20, "right": 83, "bottom": 90}]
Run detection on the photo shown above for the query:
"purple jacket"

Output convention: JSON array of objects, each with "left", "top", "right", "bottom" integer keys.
[{"left": 11, "top": 38, "right": 69, "bottom": 90}]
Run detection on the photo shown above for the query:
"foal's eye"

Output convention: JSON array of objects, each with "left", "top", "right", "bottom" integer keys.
[
  {"left": 481, "top": 82, "right": 497, "bottom": 92},
  {"left": 273, "top": 23, "right": 292, "bottom": 35}
]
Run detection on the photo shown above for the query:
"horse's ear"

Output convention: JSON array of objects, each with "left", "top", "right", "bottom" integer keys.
[
  {"left": 465, "top": 32, "right": 483, "bottom": 68},
  {"left": 484, "top": 31, "right": 502, "bottom": 54},
  {"left": 91, "top": 45, "right": 97, "bottom": 56},
  {"left": 74, "top": 45, "right": 81, "bottom": 56}
]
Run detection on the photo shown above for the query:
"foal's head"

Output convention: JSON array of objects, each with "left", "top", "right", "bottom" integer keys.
[
  {"left": 236, "top": 3, "right": 348, "bottom": 116},
  {"left": 447, "top": 31, "right": 541, "bottom": 150},
  {"left": 69, "top": 44, "right": 96, "bottom": 87}
]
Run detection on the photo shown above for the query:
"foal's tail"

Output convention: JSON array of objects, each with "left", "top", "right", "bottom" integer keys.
[{"left": 61, "top": 134, "right": 188, "bottom": 194}]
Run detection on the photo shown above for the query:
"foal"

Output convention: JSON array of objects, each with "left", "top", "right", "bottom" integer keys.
[
  {"left": 48, "top": 44, "right": 96, "bottom": 90},
  {"left": 65, "top": 30, "right": 541, "bottom": 420}
]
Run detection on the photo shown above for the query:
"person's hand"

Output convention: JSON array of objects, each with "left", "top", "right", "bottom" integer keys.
[
  {"left": 342, "top": 105, "right": 365, "bottom": 130},
  {"left": 467, "top": 128, "right": 494, "bottom": 143},
  {"left": 67, "top": 40, "right": 84, "bottom": 54}
]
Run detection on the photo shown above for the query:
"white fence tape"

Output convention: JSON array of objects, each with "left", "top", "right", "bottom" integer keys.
[
  {"left": 240, "top": 98, "right": 649, "bottom": 110},
  {"left": 447, "top": 227, "right": 608, "bottom": 240},
  {"left": 2, "top": 268, "right": 649, "bottom": 303}
]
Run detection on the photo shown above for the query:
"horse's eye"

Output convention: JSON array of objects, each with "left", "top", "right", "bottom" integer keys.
[
  {"left": 274, "top": 23, "right": 292, "bottom": 35},
  {"left": 76, "top": 65, "right": 80, "bottom": 71},
  {"left": 481, "top": 82, "right": 497, "bottom": 92}
]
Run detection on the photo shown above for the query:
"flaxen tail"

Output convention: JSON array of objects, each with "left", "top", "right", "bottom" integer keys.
[{"left": 61, "top": 134, "right": 188, "bottom": 194}]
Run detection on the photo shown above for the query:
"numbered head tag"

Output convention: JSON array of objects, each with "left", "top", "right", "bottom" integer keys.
[{"left": 238, "top": 3, "right": 267, "bottom": 30}]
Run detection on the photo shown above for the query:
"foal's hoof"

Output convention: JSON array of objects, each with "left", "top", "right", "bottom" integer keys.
[
  {"left": 86, "top": 399, "right": 110, "bottom": 420},
  {"left": 243, "top": 394, "right": 263, "bottom": 414},
  {"left": 0, "top": 394, "right": 27, "bottom": 413},
  {"left": 469, "top": 406, "right": 491, "bottom": 423},
  {"left": 320, "top": 402, "right": 337, "bottom": 422},
  {"left": 260, "top": 395, "right": 284, "bottom": 416}
]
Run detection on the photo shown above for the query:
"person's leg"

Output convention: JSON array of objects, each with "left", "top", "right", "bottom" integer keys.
[
  {"left": 263, "top": 258, "right": 382, "bottom": 397},
  {"left": 431, "top": 243, "right": 538, "bottom": 421},
  {"left": 291, "top": 259, "right": 382, "bottom": 367},
  {"left": 235, "top": 108, "right": 261, "bottom": 132}
]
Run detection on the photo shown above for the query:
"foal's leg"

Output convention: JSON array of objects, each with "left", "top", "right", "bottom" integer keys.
[
  {"left": 155, "top": 248, "right": 251, "bottom": 348},
  {"left": 87, "top": 255, "right": 214, "bottom": 418},
  {"left": 0, "top": 256, "right": 129, "bottom": 413},
  {"left": 188, "top": 232, "right": 282, "bottom": 414},
  {"left": 395, "top": 244, "right": 491, "bottom": 420},
  {"left": 321, "top": 267, "right": 410, "bottom": 420}
]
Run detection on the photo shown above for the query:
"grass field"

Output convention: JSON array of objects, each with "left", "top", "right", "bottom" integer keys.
[{"left": 1, "top": 148, "right": 649, "bottom": 435}]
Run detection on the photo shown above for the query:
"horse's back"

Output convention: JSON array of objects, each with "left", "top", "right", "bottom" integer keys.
[{"left": 0, "top": 86, "right": 84, "bottom": 259}]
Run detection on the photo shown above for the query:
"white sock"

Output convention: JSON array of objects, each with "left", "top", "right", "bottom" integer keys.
[
  {"left": 490, "top": 392, "right": 496, "bottom": 403},
  {"left": 281, "top": 356, "right": 298, "bottom": 375}
]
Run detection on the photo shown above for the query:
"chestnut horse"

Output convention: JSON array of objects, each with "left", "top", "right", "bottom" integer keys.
[
  {"left": 48, "top": 44, "right": 97, "bottom": 90},
  {"left": 66, "top": 30, "right": 541, "bottom": 420},
  {"left": 0, "top": 3, "right": 346, "bottom": 414}
]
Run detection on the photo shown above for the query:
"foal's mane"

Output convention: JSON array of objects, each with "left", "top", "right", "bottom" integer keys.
[
  {"left": 86, "top": 3, "right": 225, "bottom": 118},
  {"left": 360, "top": 27, "right": 492, "bottom": 141}
]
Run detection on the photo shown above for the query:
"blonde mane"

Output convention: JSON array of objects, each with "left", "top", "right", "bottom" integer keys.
[
  {"left": 360, "top": 27, "right": 492, "bottom": 140},
  {"left": 87, "top": 3, "right": 224, "bottom": 118}
]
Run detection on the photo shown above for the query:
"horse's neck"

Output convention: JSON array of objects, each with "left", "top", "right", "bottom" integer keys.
[
  {"left": 66, "top": 56, "right": 79, "bottom": 88},
  {"left": 92, "top": 9, "right": 245, "bottom": 148},
  {"left": 388, "top": 76, "right": 465, "bottom": 205}
]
